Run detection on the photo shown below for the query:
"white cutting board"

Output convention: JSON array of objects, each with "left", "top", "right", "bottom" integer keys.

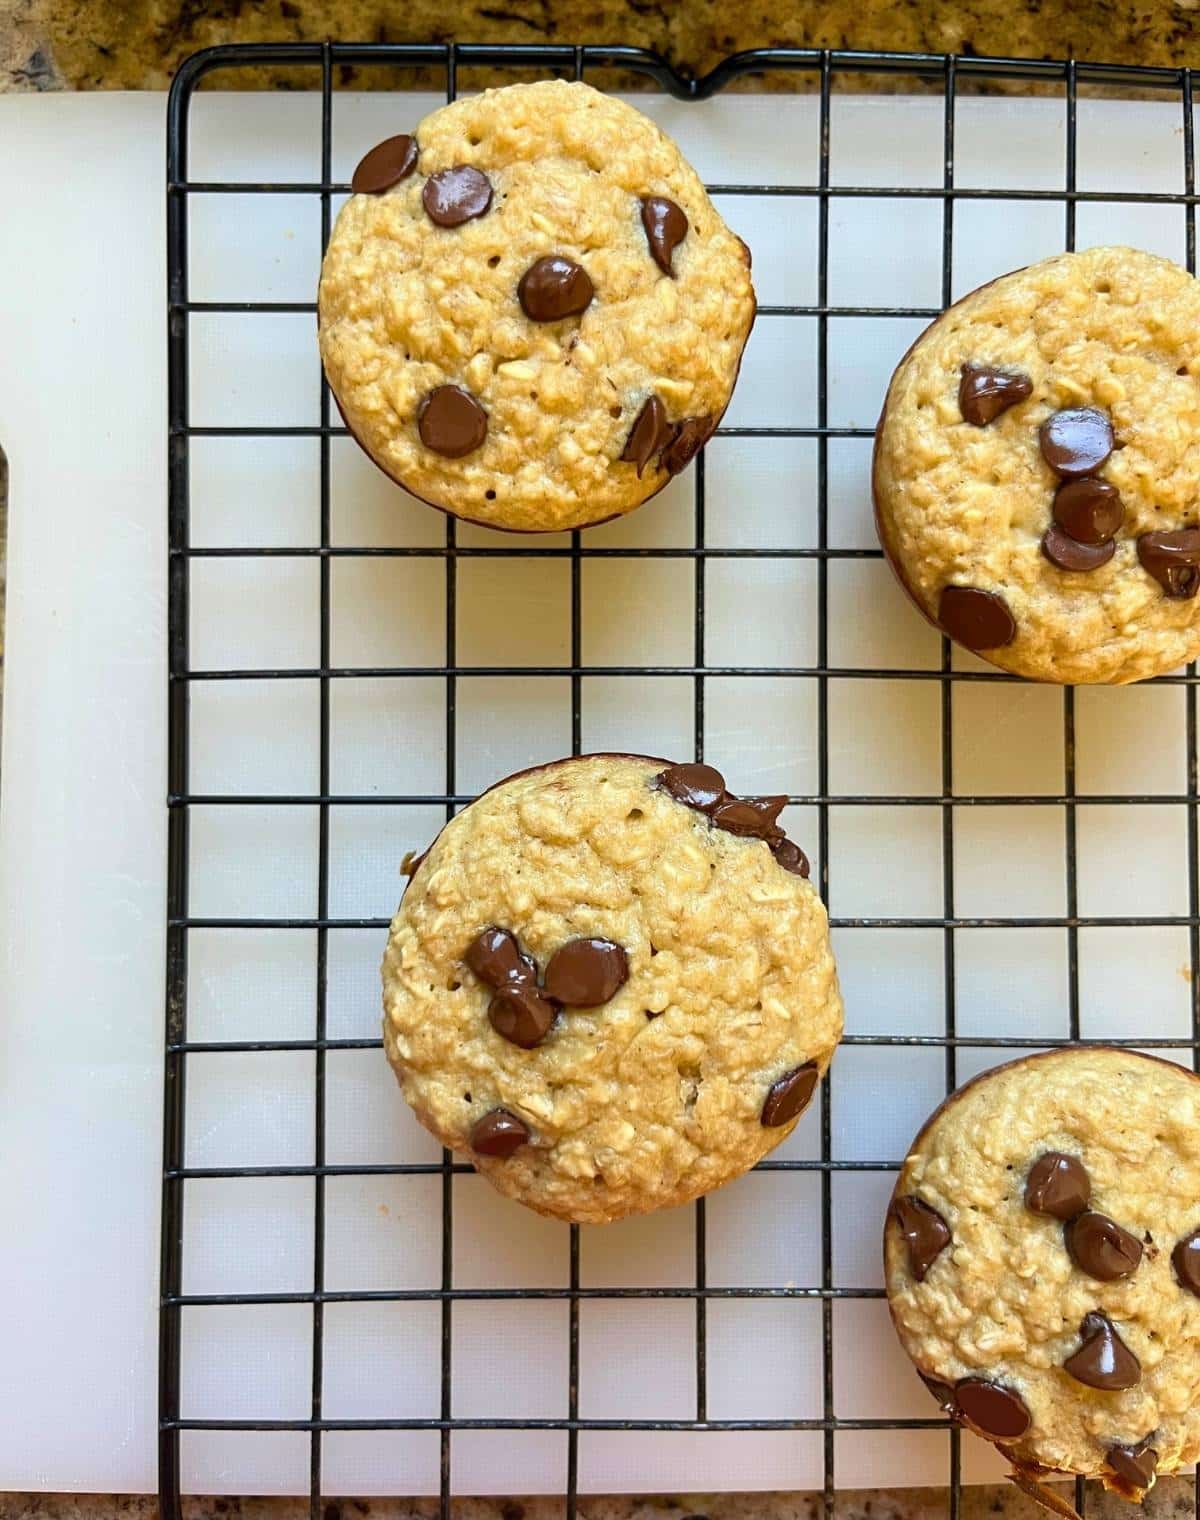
[{"left": 0, "top": 85, "right": 1196, "bottom": 1498}]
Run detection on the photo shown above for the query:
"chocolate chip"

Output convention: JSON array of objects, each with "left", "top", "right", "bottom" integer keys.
[
  {"left": 422, "top": 165, "right": 493, "bottom": 227},
  {"left": 954, "top": 1380, "right": 1031, "bottom": 1440},
  {"left": 417, "top": 384, "right": 487, "bottom": 458},
  {"left": 1066, "top": 1211, "right": 1143, "bottom": 1281},
  {"left": 654, "top": 762, "right": 726, "bottom": 813},
  {"left": 891, "top": 1195, "right": 952, "bottom": 1281},
  {"left": 488, "top": 983, "right": 558, "bottom": 1048},
  {"left": 919, "top": 1373, "right": 958, "bottom": 1413},
  {"left": 1052, "top": 478, "right": 1124, "bottom": 545},
  {"left": 958, "top": 363, "right": 1033, "bottom": 427},
  {"left": 641, "top": 195, "right": 688, "bottom": 275},
  {"left": 761, "top": 1062, "right": 819, "bottom": 1126},
  {"left": 772, "top": 837, "right": 810, "bottom": 878},
  {"left": 621, "top": 396, "right": 673, "bottom": 478},
  {"left": 1024, "top": 1152, "right": 1090, "bottom": 1220},
  {"left": 1041, "top": 524, "right": 1117, "bottom": 572},
  {"left": 1137, "top": 529, "right": 1200, "bottom": 599},
  {"left": 1039, "top": 408, "right": 1114, "bottom": 479},
  {"left": 937, "top": 586, "right": 1017, "bottom": 650},
  {"left": 1107, "top": 1440, "right": 1158, "bottom": 1492},
  {"left": 351, "top": 133, "right": 419, "bottom": 194},
  {"left": 518, "top": 255, "right": 595, "bottom": 322},
  {"left": 470, "top": 1107, "right": 529, "bottom": 1157},
  {"left": 711, "top": 794, "right": 787, "bottom": 841},
  {"left": 464, "top": 926, "right": 537, "bottom": 991},
  {"left": 661, "top": 415, "right": 715, "bottom": 476},
  {"left": 1171, "top": 1227, "right": 1200, "bottom": 1296},
  {"left": 1063, "top": 1312, "right": 1141, "bottom": 1391},
  {"left": 542, "top": 937, "right": 629, "bottom": 1008}
]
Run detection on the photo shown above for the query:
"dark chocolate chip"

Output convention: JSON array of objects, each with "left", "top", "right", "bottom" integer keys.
[
  {"left": 1052, "top": 478, "right": 1124, "bottom": 545},
  {"left": 937, "top": 585, "right": 1017, "bottom": 651},
  {"left": 891, "top": 1195, "right": 952, "bottom": 1281},
  {"left": 958, "top": 363, "right": 1033, "bottom": 427},
  {"left": 1024, "top": 1152, "right": 1091, "bottom": 1220},
  {"left": 417, "top": 384, "right": 488, "bottom": 458},
  {"left": 954, "top": 1379, "right": 1031, "bottom": 1440},
  {"left": 542, "top": 937, "right": 629, "bottom": 1008},
  {"left": 470, "top": 1107, "right": 529, "bottom": 1157},
  {"left": 919, "top": 1373, "right": 958, "bottom": 1414},
  {"left": 1171, "top": 1227, "right": 1200, "bottom": 1296},
  {"left": 1039, "top": 408, "right": 1114, "bottom": 479},
  {"left": 1063, "top": 1312, "right": 1141, "bottom": 1391},
  {"left": 621, "top": 396, "right": 673, "bottom": 478},
  {"left": 1107, "top": 1440, "right": 1158, "bottom": 1492},
  {"left": 1066, "top": 1211, "right": 1143, "bottom": 1281},
  {"left": 711, "top": 794, "right": 787, "bottom": 841},
  {"left": 422, "top": 165, "right": 493, "bottom": 227},
  {"left": 661, "top": 415, "right": 715, "bottom": 476},
  {"left": 464, "top": 926, "right": 537, "bottom": 991},
  {"left": 1042, "top": 524, "right": 1117, "bottom": 573},
  {"left": 351, "top": 133, "right": 419, "bottom": 194},
  {"left": 488, "top": 983, "right": 558, "bottom": 1048},
  {"left": 772, "top": 837, "right": 811, "bottom": 878},
  {"left": 654, "top": 762, "right": 726, "bottom": 813},
  {"left": 1137, "top": 529, "right": 1200, "bottom": 599},
  {"left": 641, "top": 195, "right": 688, "bottom": 275},
  {"left": 760, "top": 1062, "right": 820, "bottom": 1127},
  {"left": 518, "top": 255, "right": 595, "bottom": 322}
]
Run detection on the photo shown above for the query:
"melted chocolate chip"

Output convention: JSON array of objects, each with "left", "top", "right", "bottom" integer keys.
[
  {"left": 488, "top": 983, "right": 558, "bottom": 1048},
  {"left": 1107, "top": 1440, "right": 1158, "bottom": 1492},
  {"left": 417, "top": 384, "right": 488, "bottom": 458},
  {"left": 351, "top": 133, "right": 419, "bottom": 194},
  {"left": 958, "top": 363, "right": 1033, "bottom": 427},
  {"left": 761, "top": 1062, "right": 820, "bottom": 1127},
  {"left": 422, "top": 165, "right": 493, "bottom": 227},
  {"left": 772, "top": 837, "right": 810, "bottom": 878},
  {"left": 641, "top": 195, "right": 689, "bottom": 275},
  {"left": 621, "top": 396, "right": 673, "bottom": 478},
  {"left": 710, "top": 795, "right": 787, "bottom": 841},
  {"left": 518, "top": 255, "right": 595, "bottom": 322},
  {"left": 464, "top": 926, "right": 537, "bottom": 990},
  {"left": 654, "top": 762, "right": 726, "bottom": 813},
  {"left": 1063, "top": 1312, "right": 1141, "bottom": 1391},
  {"left": 661, "top": 415, "right": 715, "bottom": 476},
  {"left": 892, "top": 1195, "right": 952, "bottom": 1280},
  {"left": 937, "top": 585, "right": 1017, "bottom": 650},
  {"left": 542, "top": 938, "right": 629, "bottom": 1008},
  {"left": 470, "top": 1107, "right": 529, "bottom": 1157},
  {"left": 1052, "top": 478, "right": 1124, "bottom": 545},
  {"left": 1024, "top": 1152, "right": 1090, "bottom": 1220},
  {"left": 1039, "top": 408, "right": 1114, "bottom": 479},
  {"left": 1042, "top": 524, "right": 1117, "bottom": 573},
  {"left": 954, "top": 1379, "right": 1031, "bottom": 1440},
  {"left": 1137, "top": 529, "right": 1200, "bottom": 599},
  {"left": 1066, "top": 1211, "right": 1143, "bottom": 1281},
  {"left": 1171, "top": 1228, "right": 1200, "bottom": 1297}
]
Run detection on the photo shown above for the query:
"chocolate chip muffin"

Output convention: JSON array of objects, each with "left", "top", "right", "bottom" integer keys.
[
  {"left": 381, "top": 753, "right": 842, "bottom": 1223},
  {"left": 873, "top": 246, "right": 1200, "bottom": 683},
  {"left": 885, "top": 1048, "right": 1200, "bottom": 1502},
  {"left": 319, "top": 80, "right": 756, "bottom": 534}
]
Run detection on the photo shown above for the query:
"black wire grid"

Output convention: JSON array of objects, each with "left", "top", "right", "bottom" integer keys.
[{"left": 163, "top": 39, "right": 1200, "bottom": 1520}]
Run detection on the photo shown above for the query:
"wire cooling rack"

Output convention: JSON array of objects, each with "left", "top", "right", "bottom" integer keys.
[{"left": 163, "top": 39, "right": 1200, "bottom": 1520}]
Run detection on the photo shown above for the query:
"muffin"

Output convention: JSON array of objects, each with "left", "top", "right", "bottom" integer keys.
[
  {"left": 381, "top": 753, "right": 842, "bottom": 1223},
  {"left": 884, "top": 1047, "right": 1200, "bottom": 1502},
  {"left": 873, "top": 246, "right": 1200, "bottom": 683},
  {"left": 319, "top": 79, "right": 756, "bottom": 533}
]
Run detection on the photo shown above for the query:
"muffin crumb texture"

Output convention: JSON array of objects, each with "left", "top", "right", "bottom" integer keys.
[
  {"left": 319, "top": 79, "right": 755, "bottom": 532},
  {"left": 874, "top": 246, "right": 1200, "bottom": 683},
  {"left": 885, "top": 1049, "right": 1200, "bottom": 1493},
  {"left": 382, "top": 754, "right": 842, "bottom": 1223}
]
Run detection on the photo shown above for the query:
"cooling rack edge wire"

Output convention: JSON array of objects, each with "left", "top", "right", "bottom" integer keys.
[{"left": 162, "top": 40, "right": 1200, "bottom": 1520}]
